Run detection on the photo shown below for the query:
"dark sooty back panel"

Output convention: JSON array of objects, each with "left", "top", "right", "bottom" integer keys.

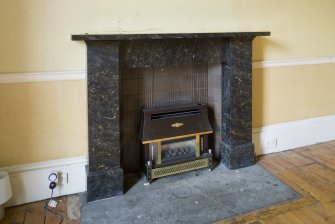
[{"left": 121, "top": 64, "right": 222, "bottom": 172}]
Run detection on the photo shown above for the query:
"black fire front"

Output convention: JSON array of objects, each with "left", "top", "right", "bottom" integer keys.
[{"left": 140, "top": 104, "right": 213, "bottom": 184}]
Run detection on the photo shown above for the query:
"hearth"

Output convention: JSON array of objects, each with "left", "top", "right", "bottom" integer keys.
[
  {"left": 140, "top": 104, "right": 213, "bottom": 184},
  {"left": 72, "top": 31, "right": 270, "bottom": 202}
]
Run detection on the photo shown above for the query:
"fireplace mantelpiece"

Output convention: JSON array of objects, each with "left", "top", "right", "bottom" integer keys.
[{"left": 72, "top": 32, "right": 270, "bottom": 202}]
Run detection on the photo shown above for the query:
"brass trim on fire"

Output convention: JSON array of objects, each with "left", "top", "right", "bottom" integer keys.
[
  {"left": 195, "top": 135, "right": 200, "bottom": 157},
  {"left": 142, "top": 131, "right": 213, "bottom": 144},
  {"left": 151, "top": 158, "right": 209, "bottom": 179},
  {"left": 157, "top": 142, "right": 162, "bottom": 165}
]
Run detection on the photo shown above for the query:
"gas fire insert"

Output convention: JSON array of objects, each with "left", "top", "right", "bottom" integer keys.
[{"left": 140, "top": 104, "right": 213, "bottom": 184}]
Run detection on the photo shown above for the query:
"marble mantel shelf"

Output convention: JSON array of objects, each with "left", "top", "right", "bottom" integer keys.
[{"left": 72, "top": 32, "right": 270, "bottom": 41}]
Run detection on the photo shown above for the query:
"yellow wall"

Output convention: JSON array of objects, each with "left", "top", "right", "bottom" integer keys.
[
  {"left": 253, "top": 63, "right": 335, "bottom": 127},
  {"left": 1, "top": 0, "right": 335, "bottom": 72},
  {"left": 0, "top": 0, "right": 335, "bottom": 166},
  {"left": 0, "top": 81, "right": 87, "bottom": 167}
]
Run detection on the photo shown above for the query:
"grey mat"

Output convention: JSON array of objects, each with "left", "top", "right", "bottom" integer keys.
[{"left": 80, "top": 164, "right": 300, "bottom": 224}]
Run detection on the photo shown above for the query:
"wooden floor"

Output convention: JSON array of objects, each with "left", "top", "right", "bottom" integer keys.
[
  {"left": 1, "top": 140, "right": 335, "bottom": 224},
  {"left": 218, "top": 140, "right": 335, "bottom": 224},
  {"left": 0, "top": 195, "right": 80, "bottom": 224}
]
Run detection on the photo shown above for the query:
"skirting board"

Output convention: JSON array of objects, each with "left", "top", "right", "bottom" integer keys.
[
  {"left": 0, "top": 115, "right": 334, "bottom": 206},
  {"left": 0, "top": 156, "right": 88, "bottom": 207},
  {"left": 253, "top": 115, "right": 335, "bottom": 155}
]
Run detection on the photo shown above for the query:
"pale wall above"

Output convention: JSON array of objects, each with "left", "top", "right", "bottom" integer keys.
[
  {"left": 1, "top": 0, "right": 335, "bottom": 73},
  {"left": 0, "top": 0, "right": 334, "bottom": 167}
]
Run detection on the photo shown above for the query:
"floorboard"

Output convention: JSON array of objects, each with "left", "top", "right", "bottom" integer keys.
[{"left": 219, "top": 140, "right": 335, "bottom": 224}]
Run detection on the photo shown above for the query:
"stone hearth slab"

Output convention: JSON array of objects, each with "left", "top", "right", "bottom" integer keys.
[{"left": 80, "top": 164, "right": 299, "bottom": 224}]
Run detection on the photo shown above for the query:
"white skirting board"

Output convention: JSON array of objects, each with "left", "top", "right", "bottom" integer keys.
[
  {"left": 0, "top": 115, "right": 334, "bottom": 206},
  {"left": 253, "top": 115, "right": 335, "bottom": 155},
  {"left": 0, "top": 156, "right": 87, "bottom": 207}
]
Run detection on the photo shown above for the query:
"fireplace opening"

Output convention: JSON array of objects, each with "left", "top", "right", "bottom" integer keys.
[
  {"left": 121, "top": 64, "right": 222, "bottom": 173},
  {"left": 140, "top": 104, "right": 213, "bottom": 184}
]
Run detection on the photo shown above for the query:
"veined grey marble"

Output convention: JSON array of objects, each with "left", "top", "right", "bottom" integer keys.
[
  {"left": 73, "top": 32, "right": 270, "bottom": 202},
  {"left": 72, "top": 32, "right": 270, "bottom": 41},
  {"left": 221, "top": 39, "right": 255, "bottom": 169},
  {"left": 86, "top": 42, "right": 123, "bottom": 201},
  {"left": 123, "top": 39, "right": 225, "bottom": 68}
]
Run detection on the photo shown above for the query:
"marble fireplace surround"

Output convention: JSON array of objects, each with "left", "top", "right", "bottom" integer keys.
[{"left": 72, "top": 32, "right": 270, "bottom": 202}]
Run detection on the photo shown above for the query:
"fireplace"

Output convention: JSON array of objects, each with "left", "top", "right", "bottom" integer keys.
[
  {"left": 140, "top": 104, "right": 213, "bottom": 184},
  {"left": 72, "top": 32, "right": 270, "bottom": 202}
]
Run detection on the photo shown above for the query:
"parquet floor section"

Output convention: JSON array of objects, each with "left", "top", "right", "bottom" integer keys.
[
  {"left": 0, "top": 195, "right": 79, "bottom": 224},
  {"left": 2, "top": 141, "right": 335, "bottom": 223},
  {"left": 217, "top": 140, "right": 335, "bottom": 224}
]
